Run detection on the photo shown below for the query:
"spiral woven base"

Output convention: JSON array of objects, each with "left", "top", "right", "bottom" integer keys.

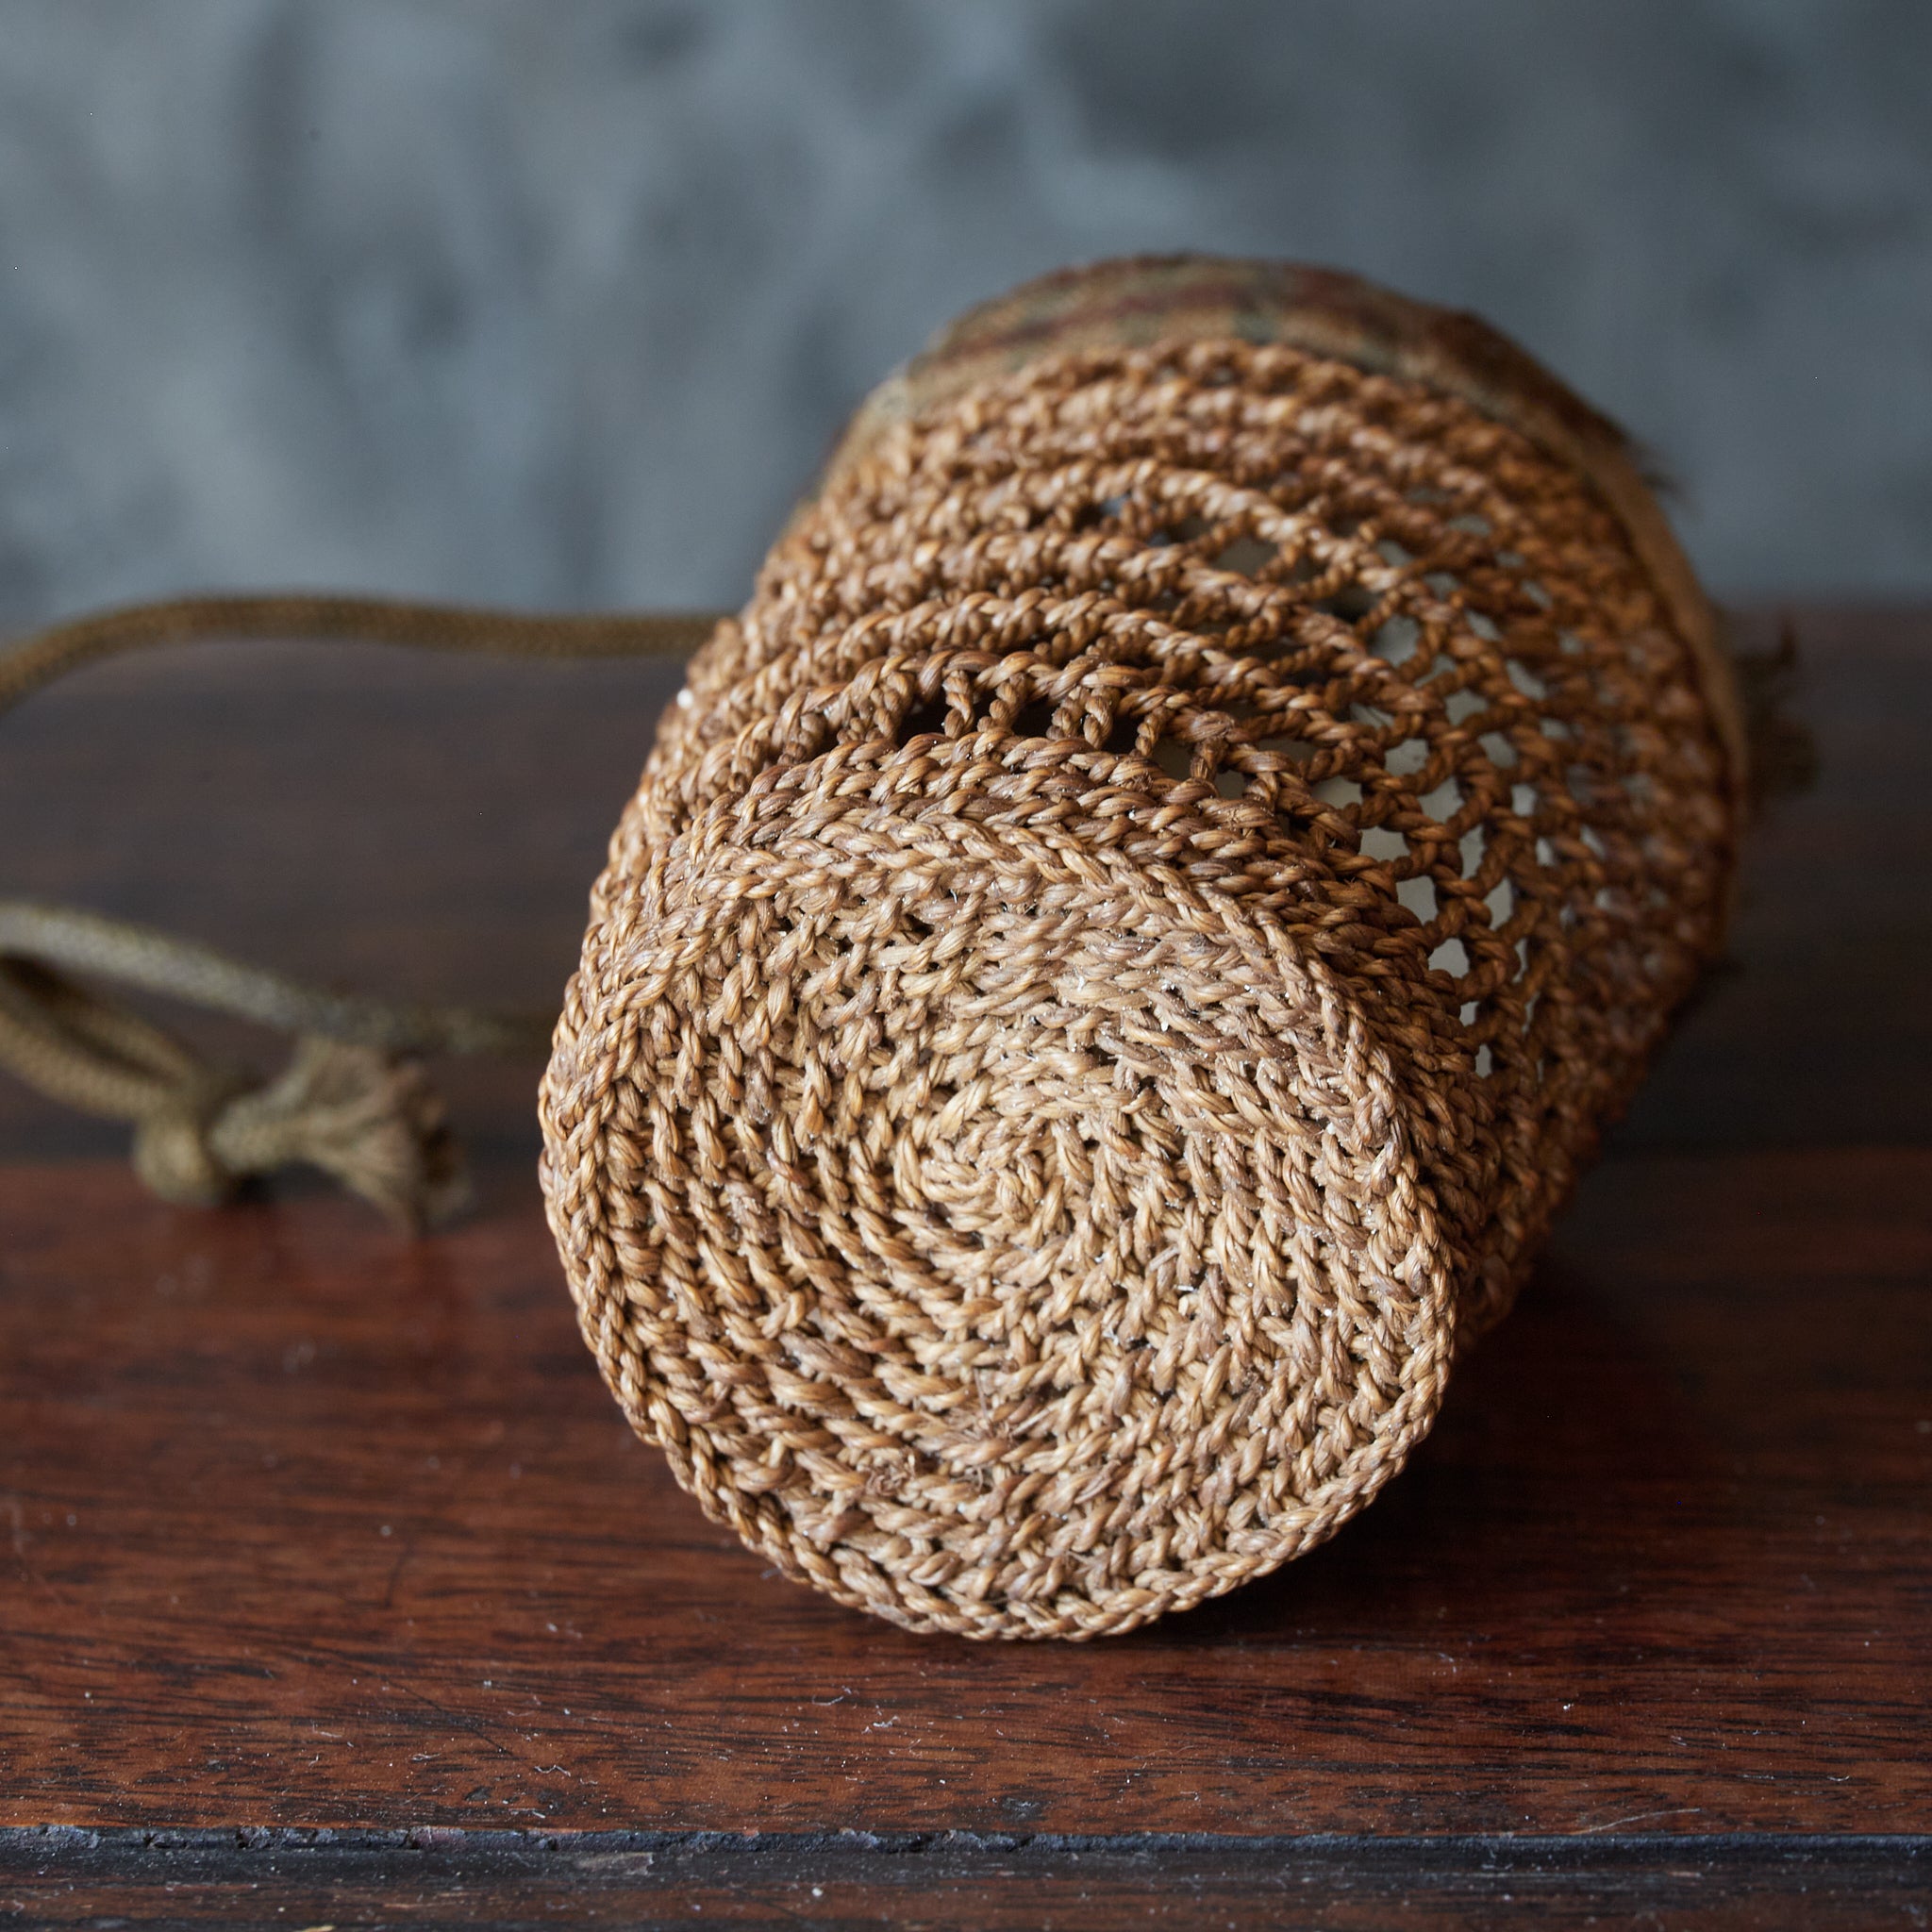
[{"left": 541, "top": 258, "right": 1740, "bottom": 1639}]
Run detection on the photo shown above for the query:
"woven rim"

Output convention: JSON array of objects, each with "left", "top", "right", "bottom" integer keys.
[{"left": 820, "top": 255, "right": 1746, "bottom": 810}]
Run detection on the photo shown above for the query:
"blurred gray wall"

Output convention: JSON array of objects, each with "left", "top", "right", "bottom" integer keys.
[{"left": 1, "top": 0, "right": 1927, "bottom": 624}]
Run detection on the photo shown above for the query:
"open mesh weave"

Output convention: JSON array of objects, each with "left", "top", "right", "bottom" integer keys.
[{"left": 541, "top": 261, "right": 1739, "bottom": 1640}]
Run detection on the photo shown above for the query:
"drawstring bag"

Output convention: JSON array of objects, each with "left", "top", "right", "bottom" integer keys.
[{"left": 2, "top": 258, "right": 1776, "bottom": 1640}]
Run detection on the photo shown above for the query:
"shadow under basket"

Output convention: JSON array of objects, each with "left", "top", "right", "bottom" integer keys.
[{"left": 538, "top": 255, "right": 1745, "bottom": 1641}]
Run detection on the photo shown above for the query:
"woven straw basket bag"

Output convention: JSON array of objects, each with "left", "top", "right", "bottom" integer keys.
[
  {"left": 537, "top": 257, "right": 1746, "bottom": 1640},
  {"left": 0, "top": 255, "right": 1753, "bottom": 1641}
]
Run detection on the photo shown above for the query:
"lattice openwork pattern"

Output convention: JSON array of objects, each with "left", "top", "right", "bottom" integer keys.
[{"left": 542, "top": 275, "right": 1739, "bottom": 1640}]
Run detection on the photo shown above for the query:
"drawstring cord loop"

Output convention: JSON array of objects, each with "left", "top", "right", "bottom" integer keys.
[{"left": 0, "top": 594, "right": 717, "bottom": 1228}]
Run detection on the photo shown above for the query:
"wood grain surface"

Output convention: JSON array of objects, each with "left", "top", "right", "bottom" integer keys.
[{"left": 1, "top": 605, "right": 1926, "bottom": 1924}]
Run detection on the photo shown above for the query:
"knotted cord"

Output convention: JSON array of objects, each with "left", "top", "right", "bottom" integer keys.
[{"left": 0, "top": 595, "right": 717, "bottom": 1228}]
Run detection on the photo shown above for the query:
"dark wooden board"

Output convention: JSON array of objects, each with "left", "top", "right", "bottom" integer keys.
[
  {"left": 1615, "top": 607, "right": 1932, "bottom": 1154},
  {"left": 2, "top": 604, "right": 1928, "bottom": 1923},
  {"left": 3, "top": 1144, "right": 1928, "bottom": 1840},
  {"left": 5, "top": 1828, "right": 1928, "bottom": 1928}
]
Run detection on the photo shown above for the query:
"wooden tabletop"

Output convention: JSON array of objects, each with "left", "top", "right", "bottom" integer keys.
[{"left": 2, "top": 607, "right": 1927, "bottom": 1926}]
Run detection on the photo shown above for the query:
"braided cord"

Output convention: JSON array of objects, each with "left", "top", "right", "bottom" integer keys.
[{"left": 0, "top": 594, "right": 718, "bottom": 1226}]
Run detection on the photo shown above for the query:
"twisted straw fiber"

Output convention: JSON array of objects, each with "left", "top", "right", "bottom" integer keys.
[{"left": 540, "top": 258, "right": 1740, "bottom": 1640}]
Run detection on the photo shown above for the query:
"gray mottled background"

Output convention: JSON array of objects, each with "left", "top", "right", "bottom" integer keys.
[{"left": 2, "top": 0, "right": 1927, "bottom": 624}]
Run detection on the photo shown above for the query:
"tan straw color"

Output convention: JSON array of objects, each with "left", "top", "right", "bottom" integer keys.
[{"left": 539, "top": 257, "right": 1745, "bottom": 1640}]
